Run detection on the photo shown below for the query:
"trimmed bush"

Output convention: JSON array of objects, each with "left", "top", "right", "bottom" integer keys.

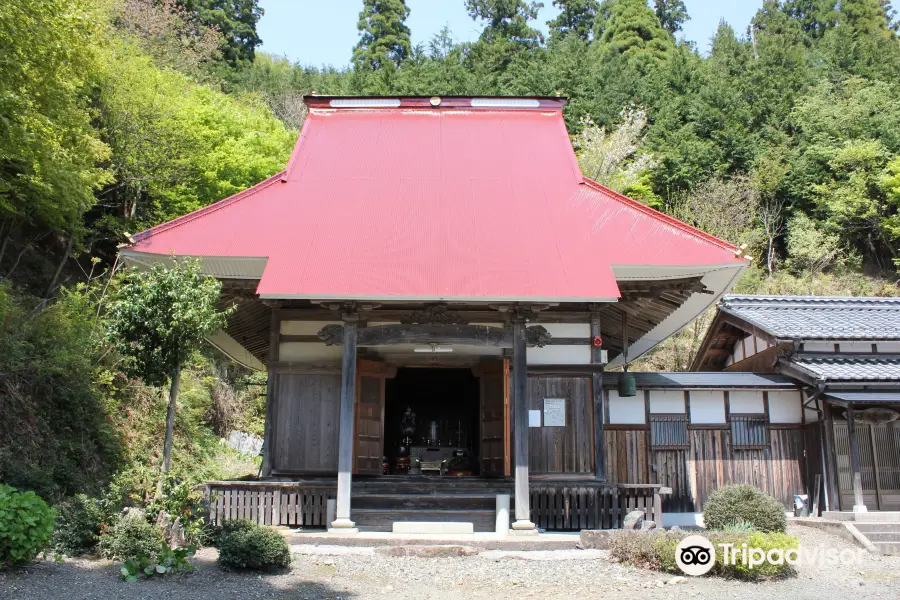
[
  {"left": 52, "top": 494, "right": 103, "bottom": 556},
  {"left": 99, "top": 515, "right": 166, "bottom": 560},
  {"left": 610, "top": 529, "right": 798, "bottom": 581},
  {"left": 216, "top": 519, "right": 290, "bottom": 571},
  {"left": 0, "top": 485, "right": 56, "bottom": 567},
  {"left": 703, "top": 485, "right": 787, "bottom": 533}
]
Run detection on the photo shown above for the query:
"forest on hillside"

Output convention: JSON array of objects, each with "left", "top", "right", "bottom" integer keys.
[{"left": 0, "top": 0, "right": 898, "bottom": 507}]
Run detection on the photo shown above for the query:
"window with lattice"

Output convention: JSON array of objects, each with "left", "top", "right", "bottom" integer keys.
[
  {"left": 650, "top": 414, "right": 689, "bottom": 449},
  {"left": 731, "top": 414, "right": 768, "bottom": 449}
]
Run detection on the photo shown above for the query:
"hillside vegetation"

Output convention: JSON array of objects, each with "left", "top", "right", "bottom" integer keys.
[{"left": 0, "top": 0, "right": 897, "bottom": 505}]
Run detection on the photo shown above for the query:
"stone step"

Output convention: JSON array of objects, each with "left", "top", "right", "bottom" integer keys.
[
  {"left": 853, "top": 522, "right": 900, "bottom": 534},
  {"left": 858, "top": 531, "right": 900, "bottom": 542},
  {"left": 352, "top": 508, "right": 497, "bottom": 532},
  {"left": 873, "top": 541, "right": 900, "bottom": 556},
  {"left": 352, "top": 493, "right": 499, "bottom": 510}
]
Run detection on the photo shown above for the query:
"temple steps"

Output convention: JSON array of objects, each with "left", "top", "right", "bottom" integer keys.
[
  {"left": 350, "top": 477, "right": 513, "bottom": 532},
  {"left": 351, "top": 508, "right": 497, "bottom": 532}
]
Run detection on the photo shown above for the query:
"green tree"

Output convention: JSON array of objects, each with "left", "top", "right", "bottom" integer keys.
[
  {"left": 548, "top": 0, "right": 599, "bottom": 40},
  {"left": 819, "top": 0, "right": 900, "bottom": 79},
  {"left": 106, "top": 259, "right": 233, "bottom": 478},
  {"left": 0, "top": 0, "right": 109, "bottom": 271},
  {"left": 595, "top": 0, "right": 673, "bottom": 71},
  {"left": 175, "top": 0, "right": 263, "bottom": 66},
  {"left": 95, "top": 39, "right": 295, "bottom": 231},
  {"left": 353, "top": 0, "right": 412, "bottom": 70},
  {"left": 654, "top": 0, "right": 689, "bottom": 34}
]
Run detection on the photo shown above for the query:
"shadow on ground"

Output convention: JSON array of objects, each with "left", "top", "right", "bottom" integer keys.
[{"left": 0, "top": 550, "right": 355, "bottom": 600}]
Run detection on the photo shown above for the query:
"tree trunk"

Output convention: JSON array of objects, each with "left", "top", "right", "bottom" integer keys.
[
  {"left": 161, "top": 362, "right": 182, "bottom": 478},
  {"left": 38, "top": 234, "right": 74, "bottom": 309}
]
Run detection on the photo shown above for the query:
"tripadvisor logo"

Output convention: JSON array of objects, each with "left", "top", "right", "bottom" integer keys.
[
  {"left": 675, "top": 535, "right": 716, "bottom": 576},
  {"left": 674, "top": 533, "right": 868, "bottom": 576}
]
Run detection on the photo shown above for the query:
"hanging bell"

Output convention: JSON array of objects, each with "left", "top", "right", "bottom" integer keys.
[{"left": 617, "top": 371, "right": 637, "bottom": 397}]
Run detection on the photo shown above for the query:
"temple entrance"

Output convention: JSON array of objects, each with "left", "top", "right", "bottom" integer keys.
[{"left": 383, "top": 368, "right": 481, "bottom": 476}]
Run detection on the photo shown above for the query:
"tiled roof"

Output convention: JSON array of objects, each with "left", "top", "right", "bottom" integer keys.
[
  {"left": 720, "top": 295, "right": 900, "bottom": 340},
  {"left": 787, "top": 354, "right": 900, "bottom": 382}
]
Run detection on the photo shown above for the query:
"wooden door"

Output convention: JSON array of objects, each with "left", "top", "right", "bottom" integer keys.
[
  {"left": 353, "top": 360, "right": 390, "bottom": 475},
  {"left": 479, "top": 360, "right": 511, "bottom": 477}
]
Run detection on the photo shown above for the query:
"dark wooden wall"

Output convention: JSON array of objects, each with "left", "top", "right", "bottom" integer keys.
[
  {"left": 271, "top": 373, "right": 341, "bottom": 474},
  {"left": 604, "top": 425, "right": 809, "bottom": 511},
  {"left": 527, "top": 376, "right": 593, "bottom": 474}
]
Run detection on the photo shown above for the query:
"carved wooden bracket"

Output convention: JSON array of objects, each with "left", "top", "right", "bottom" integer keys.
[
  {"left": 399, "top": 304, "right": 469, "bottom": 325},
  {"left": 525, "top": 325, "right": 552, "bottom": 348},
  {"left": 316, "top": 324, "right": 345, "bottom": 345}
]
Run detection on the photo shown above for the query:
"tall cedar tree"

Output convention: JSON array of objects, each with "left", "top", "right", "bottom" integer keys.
[
  {"left": 596, "top": 0, "right": 673, "bottom": 69},
  {"left": 466, "top": 0, "right": 544, "bottom": 46},
  {"left": 174, "top": 0, "right": 263, "bottom": 65},
  {"left": 548, "top": 0, "right": 599, "bottom": 41},
  {"left": 654, "top": 0, "right": 689, "bottom": 34},
  {"left": 353, "top": 0, "right": 412, "bottom": 70}
]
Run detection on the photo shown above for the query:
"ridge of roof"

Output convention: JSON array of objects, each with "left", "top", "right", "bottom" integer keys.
[
  {"left": 303, "top": 95, "right": 568, "bottom": 111},
  {"left": 131, "top": 170, "right": 286, "bottom": 243},
  {"left": 580, "top": 178, "right": 745, "bottom": 257},
  {"left": 723, "top": 294, "right": 900, "bottom": 306}
]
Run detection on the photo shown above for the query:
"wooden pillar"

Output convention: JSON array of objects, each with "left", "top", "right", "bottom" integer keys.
[
  {"left": 822, "top": 400, "right": 841, "bottom": 511},
  {"left": 591, "top": 309, "right": 606, "bottom": 482},
  {"left": 845, "top": 405, "right": 867, "bottom": 513},
  {"left": 261, "top": 309, "right": 280, "bottom": 478},
  {"left": 331, "top": 312, "right": 359, "bottom": 531},
  {"left": 511, "top": 314, "right": 536, "bottom": 532}
]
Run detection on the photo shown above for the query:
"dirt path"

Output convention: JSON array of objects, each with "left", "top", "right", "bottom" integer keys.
[{"left": 2, "top": 526, "right": 898, "bottom": 600}]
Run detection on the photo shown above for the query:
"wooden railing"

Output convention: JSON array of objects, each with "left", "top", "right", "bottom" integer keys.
[
  {"left": 529, "top": 483, "right": 670, "bottom": 531},
  {"left": 204, "top": 480, "right": 669, "bottom": 531},
  {"left": 204, "top": 481, "right": 335, "bottom": 527}
]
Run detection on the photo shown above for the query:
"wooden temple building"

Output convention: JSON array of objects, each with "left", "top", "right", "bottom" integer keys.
[{"left": 119, "top": 96, "right": 836, "bottom": 533}]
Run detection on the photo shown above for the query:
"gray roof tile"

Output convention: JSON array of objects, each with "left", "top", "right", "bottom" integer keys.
[
  {"left": 720, "top": 295, "right": 900, "bottom": 340},
  {"left": 788, "top": 354, "right": 900, "bottom": 381}
]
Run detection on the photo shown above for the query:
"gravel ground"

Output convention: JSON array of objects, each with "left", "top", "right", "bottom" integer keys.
[{"left": 2, "top": 525, "right": 899, "bottom": 600}]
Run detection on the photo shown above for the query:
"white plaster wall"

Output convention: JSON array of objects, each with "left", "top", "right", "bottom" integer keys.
[
  {"left": 733, "top": 339, "right": 744, "bottom": 362},
  {"left": 528, "top": 323, "right": 592, "bottom": 365},
  {"left": 729, "top": 390, "right": 764, "bottom": 414},
  {"left": 877, "top": 341, "right": 900, "bottom": 353},
  {"left": 804, "top": 341, "right": 834, "bottom": 352},
  {"left": 608, "top": 390, "right": 646, "bottom": 424},
  {"left": 689, "top": 390, "right": 726, "bottom": 424},
  {"left": 281, "top": 320, "right": 340, "bottom": 335},
  {"left": 743, "top": 336, "right": 755, "bottom": 359},
  {"left": 756, "top": 336, "right": 770, "bottom": 351},
  {"left": 767, "top": 390, "right": 803, "bottom": 423},
  {"left": 804, "top": 408, "right": 820, "bottom": 422},
  {"left": 278, "top": 342, "right": 343, "bottom": 361},
  {"left": 839, "top": 341, "right": 874, "bottom": 352},
  {"left": 649, "top": 390, "right": 685, "bottom": 414}
]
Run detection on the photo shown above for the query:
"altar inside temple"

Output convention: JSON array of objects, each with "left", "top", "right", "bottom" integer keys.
[{"left": 384, "top": 368, "right": 480, "bottom": 475}]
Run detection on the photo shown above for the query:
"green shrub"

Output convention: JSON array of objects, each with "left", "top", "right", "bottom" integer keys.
[
  {"left": 703, "top": 485, "right": 787, "bottom": 533},
  {"left": 216, "top": 520, "right": 290, "bottom": 571},
  {"left": 209, "top": 517, "right": 257, "bottom": 547},
  {"left": 120, "top": 543, "right": 196, "bottom": 582},
  {"left": 52, "top": 494, "right": 103, "bottom": 556},
  {"left": 611, "top": 529, "right": 798, "bottom": 581},
  {"left": 0, "top": 485, "right": 56, "bottom": 567},
  {"left": 99, "top": 515, "right": 166, "bottom": 560}
]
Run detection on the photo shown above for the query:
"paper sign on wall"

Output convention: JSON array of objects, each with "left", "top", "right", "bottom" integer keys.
[
  {"left": 528, "top": 410, "right": 541, "bottom": 427},
  {"left": 543, "top": 398, "right": 566, "bottom": 427}
]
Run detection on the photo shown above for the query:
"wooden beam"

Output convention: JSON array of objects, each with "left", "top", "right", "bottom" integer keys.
[
  {"left": 282, "top": 332, "right": 590, "bottom": 346},
  {"left": 511, "top": 315, "right": 536, "bottom": 532},
  {"left": 316, "top": 323, "right": 553, "bottom": 348},
  {"left": 845, "top": 405, "right": 866, "bottom": 513},
  {"left": 331, "top": 312, "right": 359, "bottom": 531},
  {"left": 590, "top": 309, "right": 606, "bottom": 482}
]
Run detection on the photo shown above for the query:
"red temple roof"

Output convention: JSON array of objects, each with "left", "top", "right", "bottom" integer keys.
[{"left": 124, "top": 97, "right": 746, "bottom": 303}]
